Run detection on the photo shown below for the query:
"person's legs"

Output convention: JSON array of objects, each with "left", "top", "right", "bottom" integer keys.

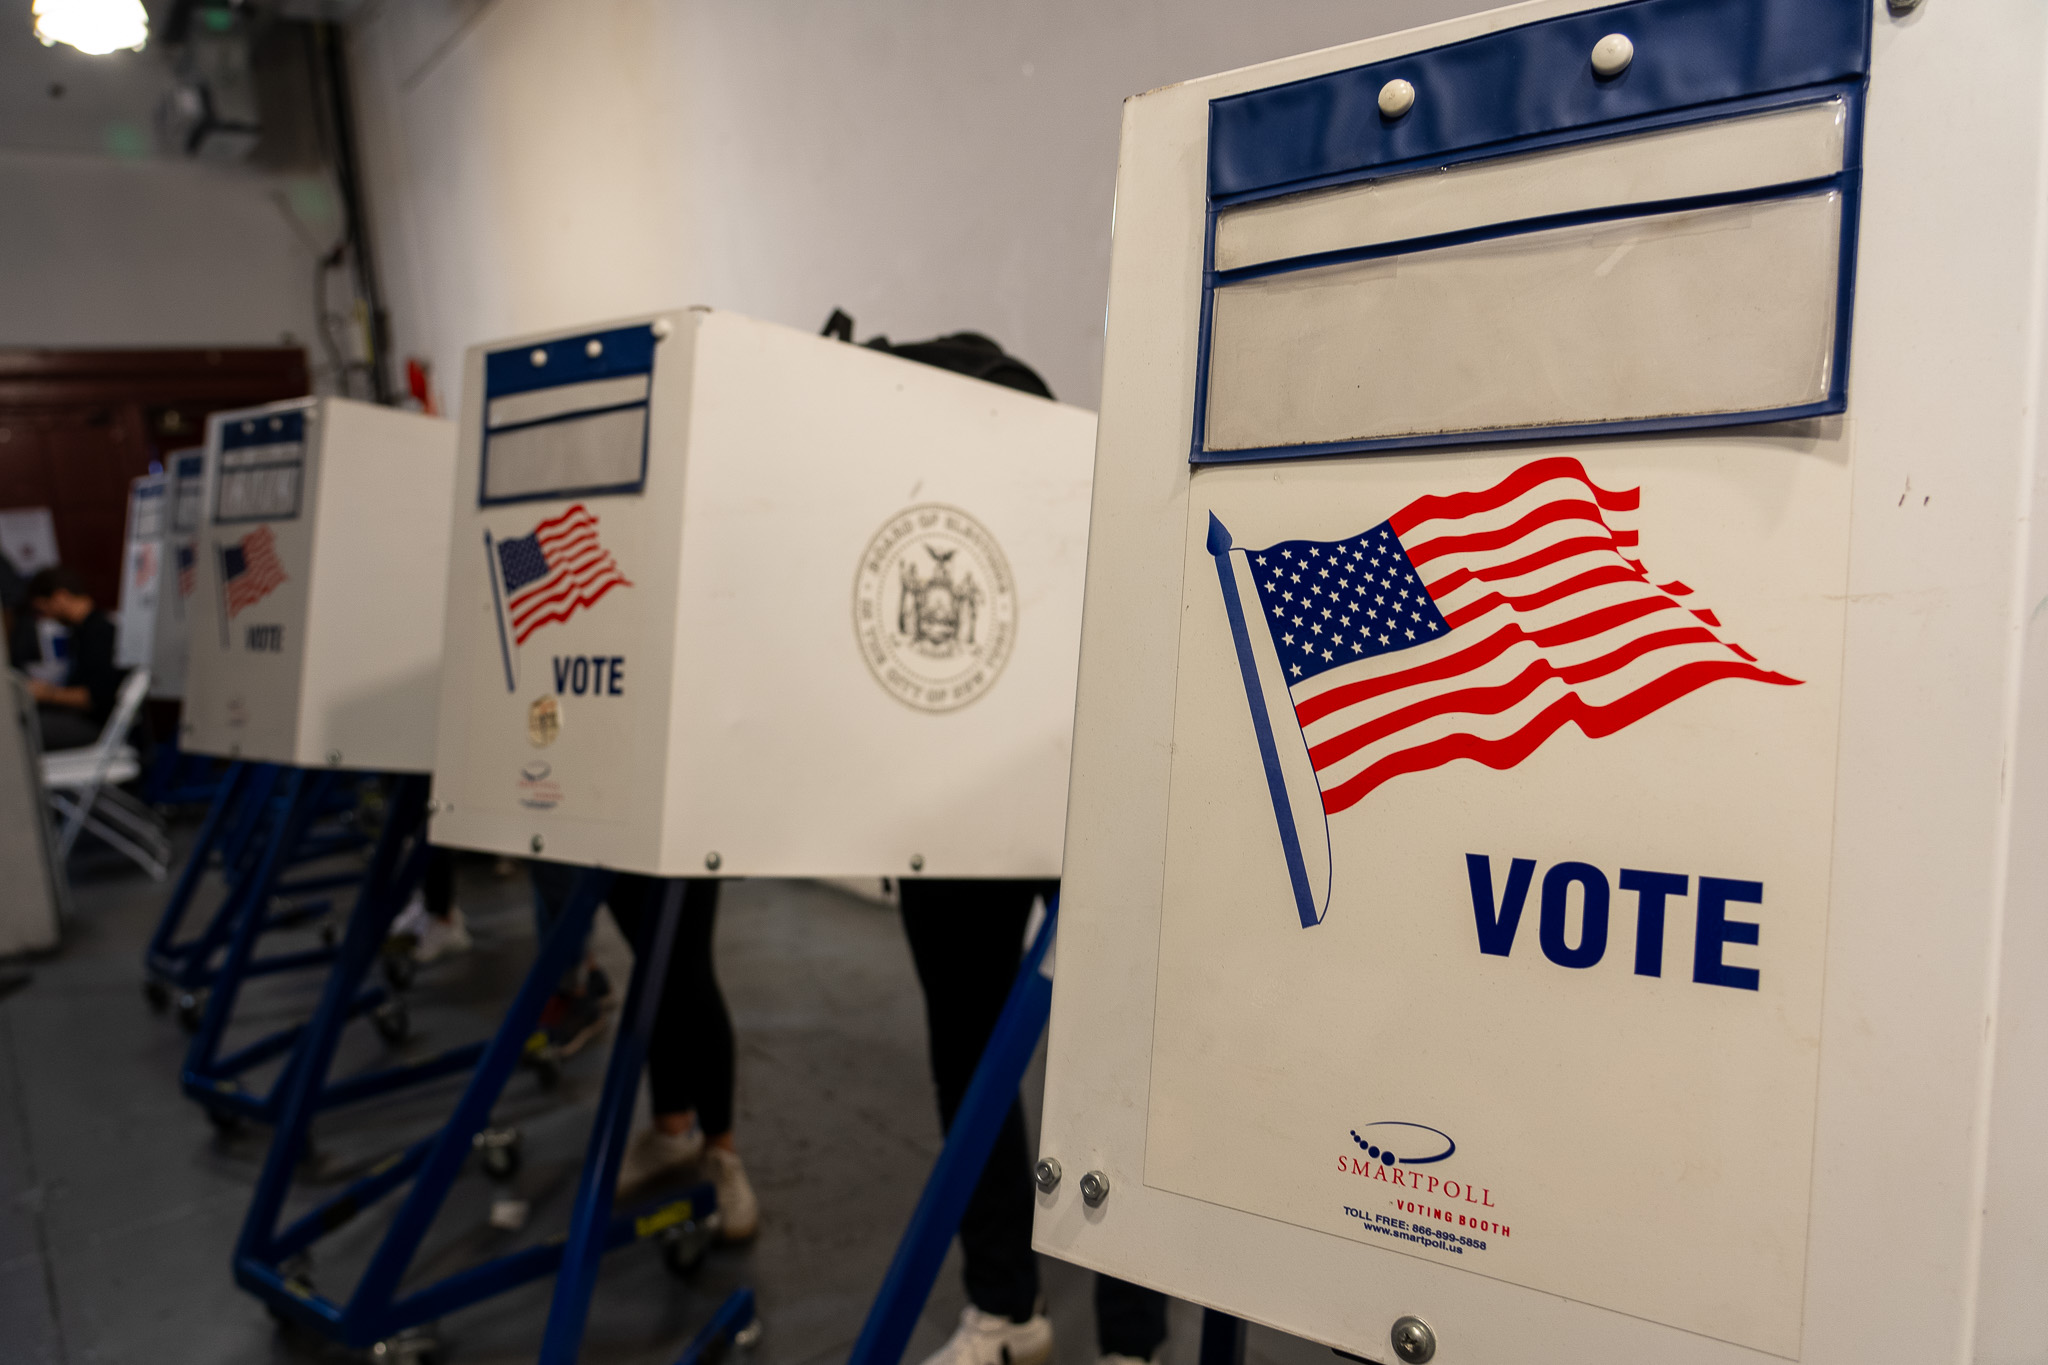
[
  {"left": 900, "top": 878, "right": 1045, "bottom": 1324},
  {"left": 608, "top": 876, "right": 755, "bottom": 1236},
  {"left": 394, "top": 846, "right": 471, "bottom": 961},
  {"left": 527, "top": 860, "right": 608, "bottom": 1051},
  {"left": 1094, "top": 1277, "right": 1170, "bottom": 1361}
]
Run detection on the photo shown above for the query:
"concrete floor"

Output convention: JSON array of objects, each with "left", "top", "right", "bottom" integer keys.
[{"left": 0, "top": 830, "right": 1335, "bottom": 1365}]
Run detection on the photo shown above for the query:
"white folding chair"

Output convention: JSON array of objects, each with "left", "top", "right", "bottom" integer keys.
[{"left": 40, "top": 668, "right": 171, "bottom": 880}]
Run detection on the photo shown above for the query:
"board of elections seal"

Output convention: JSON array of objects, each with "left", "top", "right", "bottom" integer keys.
[
  {"left": 527, "top": 694, "right": 561, "bottom": 747},
  {"left": 853, "top": 503, "right": 1016, "bottom": 712}
]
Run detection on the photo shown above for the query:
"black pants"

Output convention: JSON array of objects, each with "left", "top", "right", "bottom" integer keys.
[
  {"left": 900, "top": 879, "right": 1169, "bottom": 1358},
  {"left": 529, "top": 864, "right": 736, "bottom": 1137},
  {"left": 421, "top": 847, "right": 456, "bottom": 917}
]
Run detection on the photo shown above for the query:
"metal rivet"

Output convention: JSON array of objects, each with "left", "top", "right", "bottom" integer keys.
[
  {"left": 1390, "top": 1316, "right": 1436, "bottom": 1364},
  {"left": 270, "top": 417, "right": 283, "bottom": 430},
  {"left": 1079, "top": 1170, "right": 1110, "bottom": 1206},
  {"left": 909, "top": 853, "right": 925, "bottom": 872},
  {"left": 1591, "top": 33, "right": 1633, "bottom": 78},
  {"left": 425, "top": 800, "right": 441, "bottom": 816},
  {"left": 1887, "top": 0, "right": 1923, "bottom": 9},
  {"left": 529, "top": 348, "right": 548, "bottom": 367},
  {"left": 1377, "top": 78, "right": 1415, "bottom": 119},
  {"left": 327, "top": 750, "right": 342, "bottom": 766},
  {"left": 1035, "top": 1158, "right": 1062, "bottom": 1193},
  {"left": 705, "top": 851, "right": 722, "bottom": 871},
  {"left": 651, "top": 318, "right": 673, "bottom": 339},
  {"left": 585, "top": 339, "right": 603, "bottom": 358},
  {"left": 530, "top": 834, "right": 544, "bottom": 854}
]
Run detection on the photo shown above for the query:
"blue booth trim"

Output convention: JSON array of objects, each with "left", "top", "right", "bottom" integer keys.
[
  {"left": 214, "top": 405, "right": 310, "bottom": 524},
  {"left": 1193, "top": 0, "right": 1871, "bottom": 466},
  {"left": 479, "top": 323, "right": 661, "bottom": 507}
]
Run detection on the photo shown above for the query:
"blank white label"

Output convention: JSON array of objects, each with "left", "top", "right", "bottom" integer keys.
[
  {"left": 1215, "top": 99, "right": 1847, "bottom": 273},
  {"left": 483, "top": 405, "right": 646, "bottom": 503},
  {"left": 217, "top": 465, "right": 302, "bottom": 522},
  {"left": 1204, "top": 192, "right": 1842, "bottom": 453}
]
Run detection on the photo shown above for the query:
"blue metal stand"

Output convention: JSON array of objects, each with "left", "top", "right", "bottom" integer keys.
[
  {"left": 234, "top": 868, "right": 749, "bottom": 1361},
  {"left": 141, "top": 729, "right": 226, "bottom": 807},
  {"left": 144, "top": 762, "right": 371, "bottom": 1017},
  {"left": 178, "top": 770, "right": 439, "bottom": 1128},
  {"left": 840, "top": 897, "right": 1229, "bottom": 1365},
  {"left": 846, "top": 896, "right": 1060, "bottom": 1365}
]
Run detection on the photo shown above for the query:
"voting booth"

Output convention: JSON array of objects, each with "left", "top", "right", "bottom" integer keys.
[
  {"left": 115, "top": 472, "right": 165, "bottom": 671},
  {"left": 182, "top": 398, "right": 455, "bottom": 771},
  {"left": 148, "top": 448, "right": 206, "bottom": 700},
  {"left": 1038, "top": 2, "right": 2048, "bottom": 1363},
  {"left": 0, "top": 674, "right": 66, "bottom": 952},
  {"left": 428, "top": 307, "right": 1095, "bottom": 877}
]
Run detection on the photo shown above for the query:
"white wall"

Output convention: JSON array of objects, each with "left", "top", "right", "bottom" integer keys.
[
  {"left": 0, "top": 21, "right": 336, "bottom": 354},
  {"left": 349, "top": 0, "right": 1483, "bottom": 411}
]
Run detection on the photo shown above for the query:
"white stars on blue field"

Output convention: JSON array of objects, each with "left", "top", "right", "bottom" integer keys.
[{"left": 1246, "top": 521, "right": 1448, "bottom": 685}]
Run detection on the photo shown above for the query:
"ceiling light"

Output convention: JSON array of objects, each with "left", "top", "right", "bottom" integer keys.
[{"left": 33, "top": 0, "right": 149, "bottom": 56}]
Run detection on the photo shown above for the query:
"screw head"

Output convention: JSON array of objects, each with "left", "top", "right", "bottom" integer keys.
[
  {"left": 1079, "top": 1170, "right": 1110, "bottom": 1206},
  {"left": 1887, "top": 0, "right": 1923, "bottom": 9},
  {"left": 1377, "top": 78, "right": 1415, "bottom": 119},
  {"left": 1035, "top": 1158, "right": 1062, "bottom": 1192},
  {"left": 585, "top": 338, "right": 603, "bottom": 358},
  {"left": 909, "top": 853, "right": 925, "bottom": 872},
  {"left": 327, "top": 749, "right": 342, "bottom": 766},
  {"left": 705, "top": 851, "right": 722, "bottom": 871},
  {"left": 530, "top": 834, "right": 544, "bottom": 854},
  {"left": 1390, "top": 1316, "right": 1436, "bottom": 1364},
  {"left": 529, "top": 347, "right": 548, "bottom": 367}
]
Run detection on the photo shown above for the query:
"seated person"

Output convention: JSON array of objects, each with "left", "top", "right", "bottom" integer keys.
[{"left": 21, "top": 567, "right": 123, "bottom": 752}]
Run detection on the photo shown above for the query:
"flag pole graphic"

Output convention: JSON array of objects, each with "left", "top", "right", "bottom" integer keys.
[
  {"left": 484, "top": 529, "right": 517, "bottom": 693},
  {"left": 213, "top": 543, "right": 230, "bottom": 649},
  {"left": 1207, "top": 513, "right": 1329, "bottom": 928}
]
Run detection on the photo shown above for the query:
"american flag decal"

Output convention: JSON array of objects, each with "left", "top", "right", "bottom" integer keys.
[
  {"left": 177, "top": 544, "right": 196, "bottom": 598},
  {"left": 1208, "top": 456, "right": 1800, "bottom": 928},
  {"left": 494, "top": 504, "right": 630, "bottom": 647},
  {"left": 220, "top": 526, "right": 287, "bottom": 619}
]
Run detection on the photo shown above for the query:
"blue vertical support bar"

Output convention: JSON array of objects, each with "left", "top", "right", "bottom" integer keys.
[
  {"left": 144, "top": 759, "right": 248, "bottom": 981},
  {"left": 847, "top": 895, "right": 1061, "bottom": 1365},
  {"left": 340, "top": 868, "right": 618, "bottom": 1335},
  {"left": 236, "top": 775, "right": 433, "bottom": 1265},
  {"left": 180, "top": 767, "right": 320, "bottom": 1090},
  {"left": 537, "top": 877, "right": 688, "bottom": 1362}
]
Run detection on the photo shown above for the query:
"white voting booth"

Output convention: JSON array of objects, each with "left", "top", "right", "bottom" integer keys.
[
  {"left": 1039, "top": 2, "right": 2048, "bottom": 1364},
  {"left": 428, "top": 307, "right": 1095, "bottom": 877},
  {"left": 149, "top": 448, "right": 206, "bottom": 701},
  {"left": 115, "top": 472, "right": 166, "bottom": 671},
  {"left": 182, "top": 399, "right": 455, "bottom": 771}
]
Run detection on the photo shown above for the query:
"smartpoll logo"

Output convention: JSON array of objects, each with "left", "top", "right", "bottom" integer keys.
[{"left": 1337, "top": 1121, "right": 1511, "bottom": 1243}]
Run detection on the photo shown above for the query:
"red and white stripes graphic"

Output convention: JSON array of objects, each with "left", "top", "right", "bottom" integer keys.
[
  {"left": 1293, "top": 458, "right": 1798, "bottom": 813},
  {"left": 224, "top": 526, "right": 287, "bottom": 618},
  {"left": 506, "top": 504, "right": 630, "bottom": 646}
]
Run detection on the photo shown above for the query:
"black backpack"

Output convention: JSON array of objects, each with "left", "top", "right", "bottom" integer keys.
[{"left": 821, "top": 309, "right": 1054, "bottom": 402}]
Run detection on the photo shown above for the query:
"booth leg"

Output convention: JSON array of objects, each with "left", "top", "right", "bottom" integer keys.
[
  {"left": 143, "top": 760, "right": 247, "bottom": 999},
  {"left": 846, "top": 897, "right": 1061, "bottom": 1365}
]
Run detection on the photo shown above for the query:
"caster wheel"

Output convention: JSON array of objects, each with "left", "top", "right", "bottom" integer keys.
[
  {"left": 373, "top": 998, "right": 411, "bottom": 1046},
  {"left": 734, "top": 1318, "right": 764, "bottom": 1350},
  {"left": 144, "top": 978, "right": 169, "bottom": 1012},
  {"left": 176, "top": 989, "right": 209, "bottom": 1034},
  {"left": 659, "top": 1217, "right": 717, "bottom": 1277},
  {"left": 473, "top": 1126, "right": 522, "bottom": 1180},
  {"left": 381, "top": 952, "right": 417, "bottom": 992},
  {"left": 368, "top": 1325, "right": 443, "bottom": 1364}
]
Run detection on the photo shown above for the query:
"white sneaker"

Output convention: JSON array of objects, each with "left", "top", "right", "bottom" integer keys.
[
  {"left": 389, "top": 892, "right": 432, "bottom": 943},
  {"left": 616, "top": 1124, "right": 705, "bottom": 1198},
  {"left": 703, "top": 1146, "right": 760, "bottom": 1242},
  {"left": 410, "top": 906, "right": 473, "bottom": 963},
  {"left": 917, "top": 1306, "right": 1054, "bottom": 1365}
]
